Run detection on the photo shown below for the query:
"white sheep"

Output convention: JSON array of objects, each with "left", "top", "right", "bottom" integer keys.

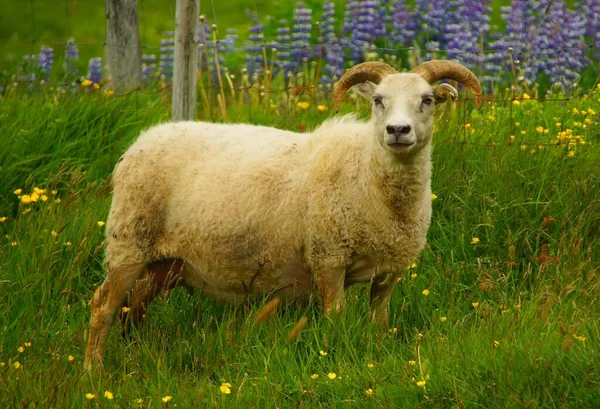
[{"left": 85, "top": 60, "right": 482, "bottom": 369}]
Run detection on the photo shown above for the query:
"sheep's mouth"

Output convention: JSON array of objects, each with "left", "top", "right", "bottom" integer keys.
[{"left": 387, "top": 141, "right": 415, "bottom": 148}]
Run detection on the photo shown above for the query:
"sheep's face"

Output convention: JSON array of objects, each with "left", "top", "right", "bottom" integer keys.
[{"left": 353, "top": 74, "right": 454, "bottom": 158}]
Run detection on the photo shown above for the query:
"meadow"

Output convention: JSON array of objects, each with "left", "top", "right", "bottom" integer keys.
[
  {"left": 1, "top": 0, "right": 600, "bottom": 407},
  {"left": 1, "top": 82, "right": 599, "bottom": 408}
]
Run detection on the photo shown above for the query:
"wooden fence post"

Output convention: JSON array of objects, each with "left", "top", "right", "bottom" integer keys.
[
  {"left": 172, "top": 0, "right": 200, "bottom": 121},
  {"left": 105, "top": 0, "right": 142, "bottom": 94}
]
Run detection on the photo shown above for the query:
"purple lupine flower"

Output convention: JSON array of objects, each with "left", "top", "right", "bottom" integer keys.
[
  {"left": 289, "top": 2, "right": 313, "bottom": 73},
  {"left": 38, "top": 45, "right": 53, "bottom": 79},
  {"left": 535, "top": 1, "right": 588, "bottom": 91},
  {"left": 222, "top": 28, "right": 239, "bottom": 54},
  {"left": 390, "top": 0, "right": 419, "bottom": 48},
  {"left": 274, "top": 19, "right": 293, "bottom": 75},
  {"left": 87, "top": 58, "right": 102, "bottom": 83},
  {"left": 18, "top": 54, "right": 37, "bottom": 84},
  {"left": 342, "top": 0, "right": 383, "bottom": 62},
  {"left": 64, "top": 37, "right": 79, "bottom": 78},
  {"left": 414, "top": 0, "right": 452, "bottom": 50},
  {"left": 142, "top": 54, "right": 157, "bottom": 82},
  {"left": 320, "top": 0, "right": 343, "bottom": 83},
  {"left": 575, "top": 0, "right": 600, "bottom": 61},
  {"left": 445, "top": 0, "right": 491, "bottom": 72},
  {"left": 160, "top": 32, "right": 175, "bottom": 78},
  {"left": 245, "top": 13, "right": 265, "bottom": 75}
]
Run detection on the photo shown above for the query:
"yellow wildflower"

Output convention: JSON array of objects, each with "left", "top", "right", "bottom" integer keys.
[
  {"left": 389, "top": 327, "right": 398, "bottom": 334},
  {"left": 471, "top": 237, "right": 480, "bottom": 244},
  {"left": 416, "top": 380, "right": 426, "bottom": 387},
  {"left": 21, "top": 195, "right": 32, "bottom": 204},
  {"left": 522, "top": 93, "right": 530, "bottom": 100},
  {"left": 104, "top": 391, "right": 114, "bottom": 400},
  {"left": 515, "top": 122, "right": 520, "bottom": 126},
  {"left": 135, "top": 398, "right": 143, "bottom": 404},
  {"left": 64, "top": 241, "right": 72, "bottom": 247},
  {"left": 97, "top": 221, "right": 106, "bottom": 227},
  {"left": 431, "top": 193, "right": 438, "bottom": 200},
  {"left": 311, "top": 373, "right": 319, "bottom": 380},
  {"left": 122, "top": 306, "right": 131, "bottom": 313},
  {"left": 493, "top": 340, "right": 500, "bottom": 348},
  {"left": 41, "top": 195, "right": 48, "bottom": 202},
  {"left": 512, "top": 100, "right": 520, "bottom": 106},
  {"left": 13, "top": 188, "right": 22, "bottom": 195},
  {"left": 30, "top": 192, "right": 39, "bottom": 202},
  {"left": 573, "top": 107, "right": 579, "bottom": 114},
  {"left": 24, "top": 342, "right": 32, "bottom": 347},
  {"left": 408, "top": 360, "right": 416, "bottom": 366},
  {"left": 219, "top": 383, "right": 232, "bottom": 394},
  {"left": 536, "top": 126, "right": 544, "bottom": 134},
  {"left": 567, "top": 151, "right": 575, "bottom": 158},
  {"left": 85, "top": 393, "right": 95, "bottom": 400},
  {"left": 319, "top": 350, "right": 327, "bottom": 356},
  {"left": 327, "top": 372, "right": 337, "bottom": 379},
  {"left": 411, "top": 263, "right": 417, "bottom": 268},
  {"left": 317, "top": 104, "right": 327, "bottom": 112},
  {"left": 93, "top": 83, "right": 100, "bottom": 90},
  {"left": 33, "top": 187, "right": 46, "bottom": 195},
  {"left": 440, "top": 316, "right": 447, "bottom": 322},
  {"left": 573, "top": 335, "right": 585, "bottom": 342},
  {"left": 10, "top": 242, "right": 17, "bottom": 246},
  {"left": 51, "top": 190, "right": 58, "bottom": 195},
  {"left": 588, "top": 108, "right": 596, "bottom": 115},
  {"left": 367, "top": 363, "right": 374, "bottom": 368},
  {"left": 55, "top": 198, "right": 62, "bottom": 204},
  {"left": 0, "top": 217, "right": 6, "bottom": 223},
  {"left": 14, "top": 361, "right": 21, "bottom": 369},
  {"left": 411, "top": 273, "right": 417, "bottom": 279},
  {"left": 365, "top": 388, "right": 374, "bottom": 397},
  {"left": 422, "top": 289, "right": 430, "bottom": 296},
  {"left": 509, "top": 135, "right": 515, "bottom": 143},
  {"left": 104, "top": 89, "right": 114, "bottom": 98},
  {"left": 18, "top": 346, "right": 25, "bottom": 353},
  {"left": 81, "top": 79, "right": 92, "bottom": 87},
  {"left": 270, "top": 104, "right": 277, "bottom": 109},
  {"left": 297, "top": 102, "right": 310, "bottom": 110},
  {"left": 472, "top": 302, "right": 479, "bottom": 308},
  {"left": 68, "top": 355, "right": 75, "bottom": 361},
  {"left": 51, "top": 230, "right": 59, "bottom": 237},
  {"left": 162, "top": 396, "right": 172, "bottom": 403}
]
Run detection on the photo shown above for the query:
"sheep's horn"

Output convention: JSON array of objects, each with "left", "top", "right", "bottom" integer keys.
[
  {"left": 411, "top": 60, "right": 483, "bottom": 108},
  {"left": 333, "top": 62, "right": 398, "bottom": 110}
]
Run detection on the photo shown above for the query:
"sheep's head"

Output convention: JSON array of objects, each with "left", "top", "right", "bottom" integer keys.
[{"left": 334, "top": 60, "right": 482, "bottom": 158}]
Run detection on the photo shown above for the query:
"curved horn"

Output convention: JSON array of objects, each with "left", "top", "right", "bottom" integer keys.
[
  {"left": 411, "top": 60, "right": 483, "bottom": 108},
  {"left": 333, "top": 62, "right": 398, "bottom": 110}
]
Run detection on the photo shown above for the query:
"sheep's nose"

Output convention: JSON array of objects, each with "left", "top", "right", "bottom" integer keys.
[{"left": 386, "top": 124, "right": 412, "bottom": 135}]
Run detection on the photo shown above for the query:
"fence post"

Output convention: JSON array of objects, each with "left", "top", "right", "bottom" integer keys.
[
  {"left": 105, "top": 0, "right": 142, "bottom": 94},
  {"left": 172, "top": 0, "right": 200, "bottom": 122}
]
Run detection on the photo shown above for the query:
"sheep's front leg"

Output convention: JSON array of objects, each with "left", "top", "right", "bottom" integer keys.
[
  {"left": 369, "top": 273, "right": 398, "bottom": 328},
  {"left": 85, "top": 263, "right": 145, "bottom": 371},
  {"left": 314, "top": 268, "right": 346, "bottom": 315}
]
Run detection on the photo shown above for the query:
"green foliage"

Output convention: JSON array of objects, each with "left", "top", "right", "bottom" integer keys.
[{"left": 0, "top": 89, "right": 599, "bottom": 408}]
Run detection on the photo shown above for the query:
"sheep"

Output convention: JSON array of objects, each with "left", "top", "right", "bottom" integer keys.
[{"left": 85, "top": 60, "right": 482, "bottom": 370}]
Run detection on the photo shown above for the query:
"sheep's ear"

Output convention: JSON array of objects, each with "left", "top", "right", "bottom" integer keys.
[
  {"left": 351, "top": 81, "right": 377, "bottom": 100},
  {"left": 433, "top": 83, "right": 458, "bottom": 104}
]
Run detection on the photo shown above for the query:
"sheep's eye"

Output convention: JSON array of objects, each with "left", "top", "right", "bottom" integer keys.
[
  {"left": 373, "top": 96, "right": 383, "bottom": 107},
  {"left": 421, "top": 97, "right": 434, "bottom": 107}
]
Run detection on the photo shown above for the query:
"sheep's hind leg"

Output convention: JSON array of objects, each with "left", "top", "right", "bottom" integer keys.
[
  {"left": 369, "top": 273, "right": 398, "bottom": 329},
  {"left": 121, "top": 259, "right": 188, "bottom": 339},
  {"left": 85, "top": 262, "right": 145, "bottom": 371},
  {"left": 315, "top": 268, "right": 346, "bottom": 316}
]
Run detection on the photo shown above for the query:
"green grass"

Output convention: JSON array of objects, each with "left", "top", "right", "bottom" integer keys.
[{"left": 0, "top": 86, "right": 599, "bottom": 408}]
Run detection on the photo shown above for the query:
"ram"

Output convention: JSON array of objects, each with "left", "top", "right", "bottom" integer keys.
[{"left": 85, "top": 60, "right": 482, "bottom": 369}]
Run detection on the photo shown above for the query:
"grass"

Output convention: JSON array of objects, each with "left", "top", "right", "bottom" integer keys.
[{"left": 0, "top": 85, "right": 599, "bottom": 408}]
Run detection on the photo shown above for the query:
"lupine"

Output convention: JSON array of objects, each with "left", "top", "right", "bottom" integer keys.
[
  {"left": 87, "top": 58, "right": 102, "bottom": 84},
  {"left": 414, "top": 0, "right": 452, "bottom": 50},
  {"left": 576, "top": 0, "right": 600, "bottom": 61},
  {"left": 274, "top": 19, "right": 293, "bottom": 75},
  {"left": 64, "top": 37, "right": 79, "bottom": 78},
  {"left": 290, "top": 2, "right": 313, "bottom": 73},
  {"left": 389, "top": 0, "right": 419, "bottom": 48},
  {"left": 38, "top": 45, "right": 53, "bottom": 80},
  {"left": 320, "top": 0, "right": 343, "bottom": 83},
  {"left": 159, "top": 32, "right": 175, "bottom": 78},
  {"left": 245, "top": 13, "right": 265, "bottom": 75},
  {"left": 222, "top": 28, "right": 239, "bottom": 54},
  {"left": 445, "top": 0, "right": 491, "bottom": 72},
  {"left": 141, "top": 54, "right": 157, "bottom": 82},
  {"left": 342, "top": 0, "right": 383, "bottom": 62}
]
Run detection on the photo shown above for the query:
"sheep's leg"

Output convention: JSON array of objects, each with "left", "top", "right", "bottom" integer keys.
[
  {"left": 369, "top": 273, "right": 397, "bottom": 328},
  {"left": 121, "top": 259, "right": 186, "bottom": 338},
  {"left": 315, "top": 269, "right": 346, "bottom": 315},
  {"left": 85, "top": 262, "right": 145, "bottom": 371}
]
